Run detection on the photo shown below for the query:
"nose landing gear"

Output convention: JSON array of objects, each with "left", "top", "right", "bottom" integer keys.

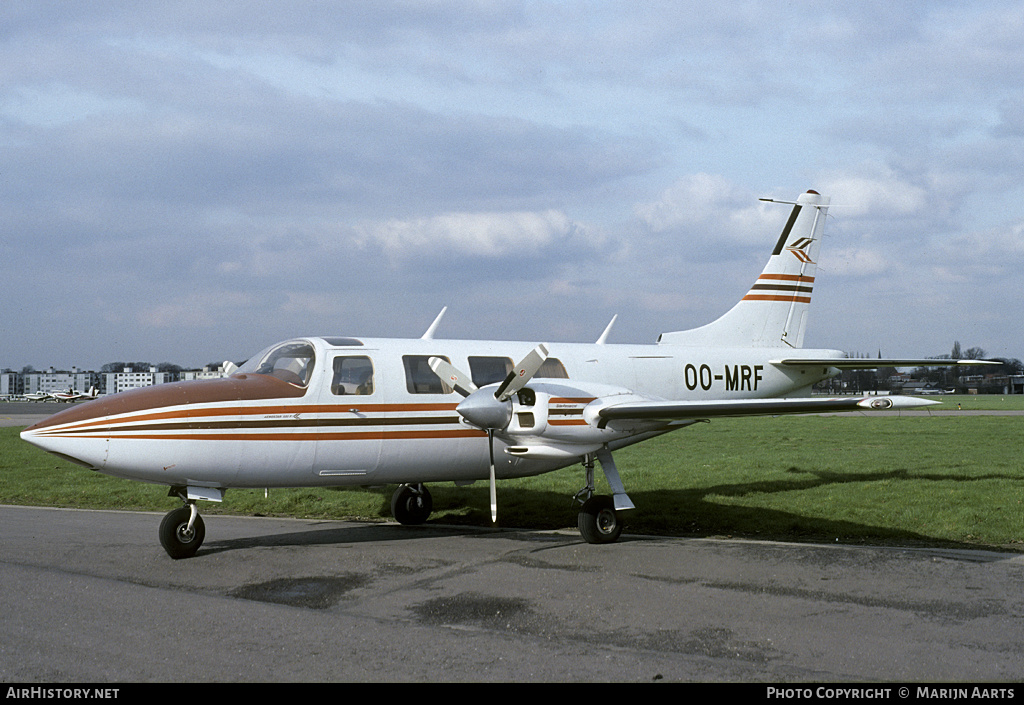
[
  {"left": 159, "top": 503, "right": 206, "bottom": 559},
  {"left": 158, "top": 486, "right": 219, "bottom": 559}
]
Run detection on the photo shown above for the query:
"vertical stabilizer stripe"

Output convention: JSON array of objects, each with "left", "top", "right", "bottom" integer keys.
[{"left": 772, "top": 205, "right": 803, "bottom": 255}]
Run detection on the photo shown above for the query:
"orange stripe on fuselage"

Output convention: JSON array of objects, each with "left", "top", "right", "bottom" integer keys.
[
  {"left": 33, "top": 401, "right": 462, "bottom": 434},
  {"left": 102, "top": 428, "right": 485, "bottom": 442}
]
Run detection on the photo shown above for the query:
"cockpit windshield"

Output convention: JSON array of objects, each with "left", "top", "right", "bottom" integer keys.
[{"left": 236, "top": 341, "right": 316, "bottom": 387}]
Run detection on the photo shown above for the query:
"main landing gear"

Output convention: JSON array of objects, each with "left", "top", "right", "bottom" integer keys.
[
  {"left": 574, "top": 449, "right": 634, "bottom": 544},
  {"left": 577, "top": 495, "right": 622, "bottom": 544},
  {"left": 391, "top": 483, "right": 433, "bottom": 525},
  {"left": 389, "top": 450, "right": 634, "bottom": 545}
]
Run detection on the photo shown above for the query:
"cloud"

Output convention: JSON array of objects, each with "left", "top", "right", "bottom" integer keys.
[
  {"left": 633, "top": 173, "right": 790, "bottom": 250},
  {"left": 817, "top": 167, "right": 929, "bottom": 219},
  {"left": 354, "top": 209, "right": 578, "bottom": 259},
  {"left": 2, "top": 3, "right": 1023, "bottom": 369}
]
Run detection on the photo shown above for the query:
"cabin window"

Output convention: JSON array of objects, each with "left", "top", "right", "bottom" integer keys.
[
  {"left": 468, "top": 356, "right": 513, "bottom": 387},
  {"left": 238, "top": 341, "right": 316, "bottom": 387},
  {"left": 331, "top": 356, "right": 374, "bottom": 395},
  {"left": 403, "top": 355, "right": 453, "bottom": 394},
  {"left": 537, "top": 358, "right": 569, "bottom": 379}
]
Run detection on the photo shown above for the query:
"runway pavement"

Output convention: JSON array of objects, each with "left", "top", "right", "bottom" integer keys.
[{"left": 2, "top": 504, "right": 1023, "bottom": 683}]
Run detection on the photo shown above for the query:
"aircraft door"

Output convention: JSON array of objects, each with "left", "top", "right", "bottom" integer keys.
[{"left": 313, "top": 354, "right": 383, "bottom": 480}]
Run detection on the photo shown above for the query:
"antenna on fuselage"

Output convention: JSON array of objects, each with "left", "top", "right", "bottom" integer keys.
[
  {"left": 596, "top": 314, "right": 618, "bottom": 345},
  {"left": 421, "top": 307, "right": 448, "bottom": 340}
]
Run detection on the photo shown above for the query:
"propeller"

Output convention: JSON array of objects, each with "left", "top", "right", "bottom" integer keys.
[
  {"left": 494, "top": 343, "right": 549, "bottom": 401},
  {"left": 428, "top": 344, "right": 549, "bottom": 524},
  {"left": 427, "top": 357, "right": 477, "bottom": 398}
]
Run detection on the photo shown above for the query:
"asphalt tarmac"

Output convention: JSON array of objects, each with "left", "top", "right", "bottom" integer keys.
[{"left": 2, "top": 504, "right": 1023, "bottom": 683}]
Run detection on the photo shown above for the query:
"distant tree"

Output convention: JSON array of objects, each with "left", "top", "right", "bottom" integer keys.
[
  {"left": 963, "top": 347, "right": 990, "bottom": 383},
  {"left": 100, "top": 362, "right": 153, "bottom": 373},
  {"left": 999, "top": 358, "right": 1024, "bottom": 375}
]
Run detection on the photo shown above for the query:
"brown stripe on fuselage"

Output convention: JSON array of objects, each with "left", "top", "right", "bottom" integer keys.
[
  {"left": 23, "top": 374, "right": 308, "bottom": 432},
  {"left": 44, "top": 414, "right": 464, "bottom": 436},
  {"left": 101, "top": 428, "right": 485, "bottom": 442}
]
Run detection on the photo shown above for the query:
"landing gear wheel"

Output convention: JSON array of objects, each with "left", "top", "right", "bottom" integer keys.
[
  {"left": 391, "top": 484, "right": 433, "bottom": 525},
  {"left": 578, "top": 495, "right": 622, "bottom": 544},
  {"left": 159, "top": 506, "right": 206, "bottom": 559}
]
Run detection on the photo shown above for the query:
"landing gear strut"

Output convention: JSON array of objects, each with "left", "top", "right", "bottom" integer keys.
[
  {"left": 159, "top": 502, "right": 205, "bottom": 559},
  {"left": 391, "top": 483, "right": 433, "bottom": 525},
  {"left": 573, "top": 451, "right": 629, "bottom": 544}
]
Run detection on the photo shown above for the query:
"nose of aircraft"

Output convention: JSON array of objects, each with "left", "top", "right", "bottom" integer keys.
[
  {"left": 19, "top": 373, "right": 310, "bottom": 468},
  {"left": 19, "top": 381, "right": 198, "bottom": 469}
]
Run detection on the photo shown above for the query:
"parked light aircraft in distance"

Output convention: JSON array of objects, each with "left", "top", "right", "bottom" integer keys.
[
  {"left": 22, "top": 392, "right": 53, "bottom": 402},
  {"left": 21, "top": 190, "right": 993, "bottom": 558},
  {"left": 49, "top": 387, "right": 99, "bottom": 403}
]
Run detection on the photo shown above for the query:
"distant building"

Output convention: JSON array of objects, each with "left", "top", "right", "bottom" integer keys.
[
  {"left": 102, "top": 367, "right": 175, "bottom": 394},
  {"left": 0, "top": 363, "right": 232, "bottom": 399},
  {"left": 22, "top": 368, "right": 100, "bottom": 395},
  {"left": 180, "top": 366, "right": 231, "bottom": 382},
  {"left": 1, "top": 371, "right": 19, "bottom": 397}
]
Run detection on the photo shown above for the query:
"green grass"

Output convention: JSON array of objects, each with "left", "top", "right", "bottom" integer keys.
[
  {"left": 918, "top": 394, "right": 1024, "bottom": 411},
  {"left": 4, "top": 412, "right": 1023, "bottom": 550}
]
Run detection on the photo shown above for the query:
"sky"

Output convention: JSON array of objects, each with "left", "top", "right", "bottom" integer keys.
[{"left": 3, "top": 1, "right": 1023, "bottom": 371}]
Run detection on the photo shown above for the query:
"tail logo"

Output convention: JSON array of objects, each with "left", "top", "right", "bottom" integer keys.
[{"left": 787, "top": 237, "right": 815, "bottom": 264}]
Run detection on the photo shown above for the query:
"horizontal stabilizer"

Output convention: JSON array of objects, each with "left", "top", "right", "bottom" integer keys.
[
  {"left": 598, "top": 395, "right": 939, "bottom": 423},
  {"left": 772, "top": 358, "right": 999, "bottom": 369}
]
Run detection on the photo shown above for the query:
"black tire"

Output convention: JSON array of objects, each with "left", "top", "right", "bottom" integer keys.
[
  {"left": 391, "top": 484, "right": 433, "bottom": 525},
  {"left": 578, "top": 495, "right": 622, "bottom": 544},
  {"left": 159, "top": 506, "right": 206, "bottom": 559}
]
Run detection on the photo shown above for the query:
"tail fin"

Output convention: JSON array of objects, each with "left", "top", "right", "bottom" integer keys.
[{"left": 658, "top": 190, "right": 830, "bottom": 348}]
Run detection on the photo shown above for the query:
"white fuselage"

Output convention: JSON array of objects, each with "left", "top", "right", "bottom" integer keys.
[{"left": 21, "top": 335, "right": 843, "bottom": 491}]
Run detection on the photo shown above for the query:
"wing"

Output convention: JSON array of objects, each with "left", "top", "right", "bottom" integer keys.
[
  {"left": 597, "top": 395, "right": 938, "bottom": 425},
  {"left": 772, "top": 358, "right": 998, "bottom": 369}
]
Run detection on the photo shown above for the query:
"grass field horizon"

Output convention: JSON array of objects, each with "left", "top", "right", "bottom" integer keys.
[{"left": 5, "top": 397, "right": 1022, "bottom": 551}]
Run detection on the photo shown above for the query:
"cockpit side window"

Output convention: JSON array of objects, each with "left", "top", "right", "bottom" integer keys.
[
  {"left": 237, "top": 341, "right": 316, "bottom": 388},
  {"left": 403, "top": 355, "right": 452, "bottom": 394},
  {"left": 331, "top": 356, "right": 374, "bottom": 395}
]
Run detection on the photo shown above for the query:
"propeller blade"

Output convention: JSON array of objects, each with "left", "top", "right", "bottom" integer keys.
[
  {"left": 427, "top": 357, "right": 477, "bottom": 398},
  {"left": 494, "top": 343, "right": 549, "bottom": 401},
  {"left": 488, "top": 429, "right": 497, "bottom": 525}
]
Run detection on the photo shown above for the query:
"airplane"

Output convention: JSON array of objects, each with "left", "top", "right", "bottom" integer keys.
[
  {"left": 20, "top": 190, "right": 994, "bottom": 559},
  {"left": 49, "top": 387, "right": 99, "bottom": 403},
  {"left": 22, "top": 392, "right": 53, "bottom": 402}
]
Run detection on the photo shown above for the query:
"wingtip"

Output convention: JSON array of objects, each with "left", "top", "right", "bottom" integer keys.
[{"left": 857, "top": 395, "right": 942, "bottom": 410}]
